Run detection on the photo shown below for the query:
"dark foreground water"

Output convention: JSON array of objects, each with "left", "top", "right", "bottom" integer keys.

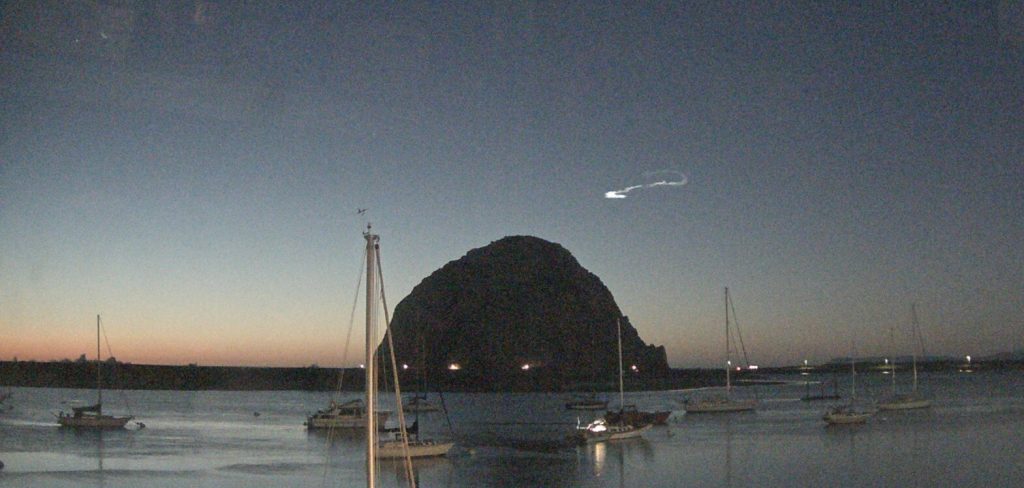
[{"left": 1, "top": 371, "right": 1022, "bottom": 487}]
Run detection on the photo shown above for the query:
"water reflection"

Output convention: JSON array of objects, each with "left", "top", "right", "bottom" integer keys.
[
  {"left": 723, "top": 421, "right": 733, "bottom": 488},
  {"left": 580, "top": 438, "right": 653, "bottom": 487},
  {"left": 823, "top": 421, "right": 863, "bottom": 485}
]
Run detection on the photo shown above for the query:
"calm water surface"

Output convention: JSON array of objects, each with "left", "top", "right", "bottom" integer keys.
[{"left": 1, "top": 371, "right": 1022, "bottom": 487}]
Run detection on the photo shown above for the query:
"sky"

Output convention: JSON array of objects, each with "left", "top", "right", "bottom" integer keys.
[{"left": 1, "top": 1, "right": 1022, "bottom": 369}]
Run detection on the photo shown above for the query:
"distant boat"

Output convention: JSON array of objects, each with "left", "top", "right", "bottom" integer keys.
[
  {"left": 685, "top": 287, "right": 757, "bottom": 413},
  {"left": 574, "top": 318, "right": 650, "bottom": 443},
  {"left": 401, "top": 335, "right": 442, "bottom": 414},
  {"left": 877, "top": 303, "right": 932, "bottom": 411},
  {"left": 574, "top": 417, "right": 652, "bottom": 443},
  {"left": 56, "top": 315, "right": 134, "bottom": 429},
  {"left": 565, "top": 393, "right": 608, "bottom": 411},
  {"left": 377, "top": 437, "right": 454, "bottom": 458},
  {"left": 824, "top": 351, "right": 874, "bottom": 425},
  {"left": 305, "top": 399, "right": 388, "bottom": 430},
  {"left": 823, "top": 403, "right": 874, "bottom": 425}
]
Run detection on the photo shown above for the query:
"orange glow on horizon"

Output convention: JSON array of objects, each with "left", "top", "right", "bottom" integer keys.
[{"left": 1, "top": 327, "right": 369, "bottom": 368}]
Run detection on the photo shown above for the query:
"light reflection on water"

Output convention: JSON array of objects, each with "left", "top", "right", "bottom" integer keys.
[{"left": 0, "top": 371, "right": 1022, "bottom": 487}]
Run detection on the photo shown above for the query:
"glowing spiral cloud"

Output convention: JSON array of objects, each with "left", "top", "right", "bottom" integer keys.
[{"left": 605, "top": 170, "right": 688, "bottom": 199}]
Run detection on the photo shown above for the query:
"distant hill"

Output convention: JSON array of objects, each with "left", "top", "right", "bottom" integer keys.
[
  {"left": 979, "top": 350, "right": 1024, "bottom": 361},
  {"left": 826, "top": 355, "right": 958, "bottom": 365},
  {"left": 384, "top": 235, "right": 669, "bottom": 391}
]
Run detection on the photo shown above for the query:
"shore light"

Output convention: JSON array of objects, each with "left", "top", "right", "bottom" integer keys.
[
  {"left": 521, "top": 364, "right": 530, "bottom": 370},
  {"left": 448, "top": 363, "right": 461, "bottom": 371}
]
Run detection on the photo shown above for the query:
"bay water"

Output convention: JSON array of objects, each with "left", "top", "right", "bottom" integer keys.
[{"left": 1, "top": 370, "right": 1022, "bottom": 487}]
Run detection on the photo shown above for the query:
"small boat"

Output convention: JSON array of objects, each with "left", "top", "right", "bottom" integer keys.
[
  {"left": 824, "top": 350, "right": 874, "bottom": 426},
  {"left": 877, "top": 303, "right": 932, "bottom": 411},
  {"left": 574, "top": 318, "right": 650, "bottom": 442},
  {"left": 685, "top": 288, "right": 757, "bottom": 413},
  {"left": 57, "top": 315, "right": 134, "bottom": 429},
  {"left": 823, "top": 405, "right": 873, "bottom": 425},
  {"left": 402, "top": 336, "right": 443, "bottom": 413},
  {"left": 574, "top": 418, "right": 652, "bottom": 443},
  {"left": 305, "top": 398, "right": 389, "bottom": 430},
  {"left": 375, "top": 420, "right": 453, "bottom": 458},
  {"left": 565, "top": 394, "right": 608, "bottom": 411},
  {"left": 377, "top": 438, "right": 454, "bottom": 458}
]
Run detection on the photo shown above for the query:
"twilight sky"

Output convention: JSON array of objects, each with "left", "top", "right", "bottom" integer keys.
[{"left": 2, "top": 1, "right": 1022, "bottom": 368}]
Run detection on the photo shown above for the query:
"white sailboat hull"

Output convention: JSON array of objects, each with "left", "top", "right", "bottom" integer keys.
[
  {"left": 575, "top": 420, "right": 652, "bottom": 443},
  {"left": 598, "top": 423, "right": 651, "bottom": 442},
  {"left": 377, "top": 440, "right": 454, "bottom": 458}
]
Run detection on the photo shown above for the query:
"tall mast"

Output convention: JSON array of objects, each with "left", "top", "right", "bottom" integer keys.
[
  {"left": 851, "top": 355, "right": 856, "bottom": 399},
  {"left": 364, "top": 226, "right": 379, "bottom": 488},
  {"left": 617, "top": 318, "right": 624, "bottom": 409},
  {"left": 725, "top": 287, "right": 731, "bottom": 395},
  {"left": 910, "top": 303, "right": 919, "bottom": 393},
  {"left": 889, "top": 324, "right": 897, "bottom": 395},
  {"left": 96, "top": 314, "right": 102, "bottom": 411}
]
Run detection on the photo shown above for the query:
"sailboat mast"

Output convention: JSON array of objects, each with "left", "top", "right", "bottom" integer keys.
[
  {"left": 364, "top": 228, "right": 379, "bottom": 488},
  {"left": 910, "top": 303, "right": 919, "bottom": 393},
  {"left": 851, "top": 352, "right": 857, "bottom": 399},
  {"left": 725, "top": 287, "right": 731, "bottom": 395},
  {"left": 617, "top": 318, "right": 624, "bottom": 409},
  {"left": 96, "top": 314, "right": 102, "bottom": 411},
  {"left": 889, "top": 324, "right": 897, "bottom": 395}
]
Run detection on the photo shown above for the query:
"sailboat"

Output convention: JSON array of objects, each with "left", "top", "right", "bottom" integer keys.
[
  {"left": 823, "top": 354, "right": 875, "bottom": 425},
  {"left": 57, "top": 315, "right": 134, "bottom": 429},
  {"left": 402, "top": 335, "right": 441, "bottom": 413},
  {"left": 685, "top": 287, "right": 757, "bottom": 413},
  {"left": 361, "top": 227, "right": 453, "bottom": 461},
  {"left": 877, "top": 303, "right": 932, "bottom": 411},
  {"left": 573, "top": 318, "right": 651, "bottom": 443}
]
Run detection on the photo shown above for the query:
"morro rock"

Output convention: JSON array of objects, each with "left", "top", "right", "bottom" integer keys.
[{"left": 385, "top": 236, "right": 669, "bottom": 391}]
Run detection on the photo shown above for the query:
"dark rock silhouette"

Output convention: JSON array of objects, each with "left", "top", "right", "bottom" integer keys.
[{"left": 384, "top": 235, "right": 669, "bottom": 391}]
